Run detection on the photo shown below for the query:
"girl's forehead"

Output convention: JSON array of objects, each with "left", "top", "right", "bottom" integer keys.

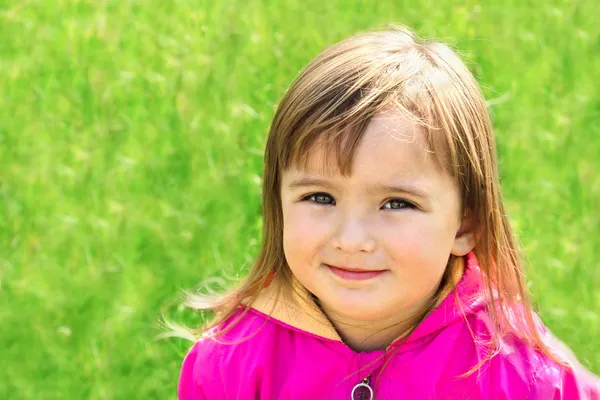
[{"left": 290, "top": 112, "right": 439, "bottom": 179}]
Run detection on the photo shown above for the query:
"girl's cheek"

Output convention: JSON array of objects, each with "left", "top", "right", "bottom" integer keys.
[
  {"left": 380, "top": 224, "right": 418, "bottom": 252},
  {"left": 379, "top": 216, "right": 441, "bottom": 252},
  {"left": 284, "top": 207, "right": 334, "bottom": 246}
]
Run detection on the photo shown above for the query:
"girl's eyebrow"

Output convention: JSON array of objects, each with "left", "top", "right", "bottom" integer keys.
[
  {"left": 366, "top": 183, "right": 430, "bottom": 201},
  {"left": 287, "top": 178, "right": 430, "bottom": 200},
  {"left": 287, "top": 178, "right": 337, "bottom": 191}
]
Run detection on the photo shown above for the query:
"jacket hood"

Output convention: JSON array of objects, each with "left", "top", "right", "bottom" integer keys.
[{"left": 249, "top": 252, "right": 488, "bottom": 348}]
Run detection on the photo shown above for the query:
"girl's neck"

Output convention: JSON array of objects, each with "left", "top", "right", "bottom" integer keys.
[{"left": 315, "top": 295, "right": 432, "bottom": 352}]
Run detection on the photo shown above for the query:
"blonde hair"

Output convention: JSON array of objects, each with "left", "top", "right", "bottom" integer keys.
[{"left": 183, "top": 25, "right": 556, "bottom": 365}]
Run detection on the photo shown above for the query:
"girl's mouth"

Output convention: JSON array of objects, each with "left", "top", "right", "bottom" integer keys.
[{"left": 325, "top": 264, "right": 386, "bottom": 280}]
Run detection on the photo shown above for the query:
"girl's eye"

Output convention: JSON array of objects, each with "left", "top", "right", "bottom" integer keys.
[
  {"left": 382, "top": 199, "right": 415, "bottom": 210},
  {"left": 303, "top": 193, "right": 336, "bottom": 205}
]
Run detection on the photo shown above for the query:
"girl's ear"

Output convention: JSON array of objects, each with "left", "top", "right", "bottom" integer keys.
[{"left": 451, "top": 211, "right": 476, "bottom": 256}]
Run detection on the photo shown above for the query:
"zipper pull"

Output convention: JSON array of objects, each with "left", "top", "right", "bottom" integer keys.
[{"left": 351, "top": 376, "right": 374, "bottom": 400}]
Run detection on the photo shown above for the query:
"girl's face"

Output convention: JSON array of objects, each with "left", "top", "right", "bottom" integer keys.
[{"left": 280, "top": 111, "right": 475, "bottom": 325}]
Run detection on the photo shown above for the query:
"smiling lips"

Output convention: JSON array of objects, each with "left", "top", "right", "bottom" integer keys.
[{"left": 325, "top": 264, "right": 386, "bottom": 280}]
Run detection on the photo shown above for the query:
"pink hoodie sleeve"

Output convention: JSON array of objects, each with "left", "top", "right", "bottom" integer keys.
[
  {"left": 528, "top": 329, "right": 600, "bottom": 399},
  {"left": 481, "top": 328, "right": 600, "bottom": 399},
  {"left": 531, "top": 362, "right": 600, "bottom": 399},
  {"left": 177, "top": 339, "right": 226, "bottom": 400}
]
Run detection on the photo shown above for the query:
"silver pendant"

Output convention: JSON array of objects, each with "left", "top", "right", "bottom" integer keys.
[{"left": 351, "top": 377, "right": 374, "bottom": 400}]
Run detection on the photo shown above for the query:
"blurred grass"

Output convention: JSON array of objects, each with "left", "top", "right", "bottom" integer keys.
[{"left": 1, "top": 0, "right": 598, "bottom": 398}]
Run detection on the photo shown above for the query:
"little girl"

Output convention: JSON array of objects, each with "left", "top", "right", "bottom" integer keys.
[{"left": 178, "top": 26, "right": 600, "bottom": 399}]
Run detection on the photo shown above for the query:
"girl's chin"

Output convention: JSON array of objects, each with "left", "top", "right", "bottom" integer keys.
[{"left": 319, "top": 298, "right": 399, "bottom": 322}]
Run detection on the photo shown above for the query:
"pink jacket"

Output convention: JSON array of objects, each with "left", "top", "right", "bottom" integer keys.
[{"left": 178, "top": 254, "right": 600, "bottom": 399}]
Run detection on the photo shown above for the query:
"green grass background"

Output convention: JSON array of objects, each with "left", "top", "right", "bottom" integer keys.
[{"left": 1, "top": 0, "right": 599, "bottom": 398}]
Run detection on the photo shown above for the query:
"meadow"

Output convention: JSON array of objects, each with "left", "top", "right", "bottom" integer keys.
[{"left": 1, "top": 0, "right": 599, "bottom": 398}]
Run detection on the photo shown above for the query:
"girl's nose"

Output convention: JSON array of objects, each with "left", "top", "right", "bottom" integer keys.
[{"left": 331, "top": 217, "right": 376, "bottom": 254}]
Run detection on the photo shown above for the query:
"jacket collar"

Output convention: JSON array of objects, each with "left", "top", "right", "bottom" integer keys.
[{"left": 249, "top": 252, "right": 486, "bottom": 346}]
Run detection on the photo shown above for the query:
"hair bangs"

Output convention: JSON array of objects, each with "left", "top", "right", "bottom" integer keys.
[{"left": 280, "top": 85, "right": 392, "bottom": 177}]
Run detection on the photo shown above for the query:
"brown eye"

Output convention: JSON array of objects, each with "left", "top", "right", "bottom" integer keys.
[
  {"left": 382, "top": 199, "right": 414, "bottom": 210},
  {"left": 304, "top": 193, "right": 336, "bottom": 205}
]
